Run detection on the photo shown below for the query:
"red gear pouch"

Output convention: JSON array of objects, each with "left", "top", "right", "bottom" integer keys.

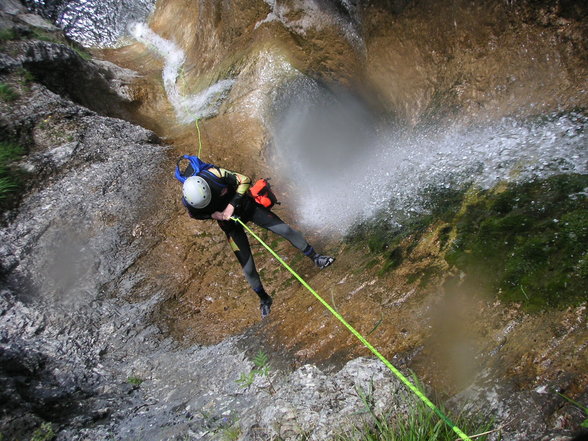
[{"left": 250, "top": 178, "right": 279, "bottom": 209}]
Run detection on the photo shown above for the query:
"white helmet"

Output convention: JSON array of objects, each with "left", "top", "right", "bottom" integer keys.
[{"left": 183, "top": 176, "right": 211, "bottom": 209}]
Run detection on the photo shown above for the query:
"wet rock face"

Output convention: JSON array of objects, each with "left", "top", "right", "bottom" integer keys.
[
  {"left": 108, "top": 343, "right": 409, "bottom": 441},
  {"left": 0, "top": 40, "right": 141, "bottom": 121},
  {"left": 1, "top": 102, "right": 163, "bottom": 302},
  {"left": 0, "top": 6, "right": 416, "bottom": 441},
  {"left": 0, "top": 56, "right": 168, "bottom": 441},
  {"left": 0, "top": 4, "right": 146, "bottom": 123},
  {"left": 0, "top": 5, "right": 169, "bottom": 437},
  {"left": 22, "top": 0, "right": 156, "bottom": 47}
]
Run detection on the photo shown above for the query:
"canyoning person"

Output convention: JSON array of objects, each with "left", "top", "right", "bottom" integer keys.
[{"left": 176, "top": 156, "right": 335, "bottom": 319}]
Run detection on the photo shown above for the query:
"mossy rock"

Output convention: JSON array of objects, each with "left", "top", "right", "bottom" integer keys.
[
  {"left": 446, "top": 174, "right": 588, "bottom": 311},
  {"left": 348, "top": 174, "right": 587, "bottom": 312},
  {"left": 0, "top": 141, "right": 26, "bottom": 210}
]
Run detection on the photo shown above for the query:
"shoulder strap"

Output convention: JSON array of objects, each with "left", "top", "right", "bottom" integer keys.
[{"left": 199, "top": 168, "right": 227, "bottom": 188}]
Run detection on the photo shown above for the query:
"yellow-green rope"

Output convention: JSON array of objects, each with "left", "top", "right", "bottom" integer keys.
[
  {"left": 195, "top": 118, "right": 203, "bottom": 157},
  {"left": 232, "top": 217, "right": 473, "bottom": 441}
]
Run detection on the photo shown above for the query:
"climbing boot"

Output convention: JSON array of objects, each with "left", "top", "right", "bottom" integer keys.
[
  {"left": 260, "top": 297, "right": 273, "bottom": 319},
  {"left": 313, "top": 254, "right": 335, "bottom": 269}
]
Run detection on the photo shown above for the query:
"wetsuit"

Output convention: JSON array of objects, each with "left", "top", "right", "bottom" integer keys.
[{"left": 183, "top": 167, "right": 317, "bottom": 302}]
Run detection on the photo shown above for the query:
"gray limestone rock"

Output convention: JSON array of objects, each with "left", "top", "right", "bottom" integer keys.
[{"left": 17, "top": 13, "right": 59, "bottom": 30}]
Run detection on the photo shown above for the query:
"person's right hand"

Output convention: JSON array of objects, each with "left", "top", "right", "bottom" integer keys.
[{"left": 211, "top": 211, "right": 224, "bottom": 220}]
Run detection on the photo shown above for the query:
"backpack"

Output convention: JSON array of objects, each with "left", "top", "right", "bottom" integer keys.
[
  {"left": 250, "top": 178, "right": 280, "bottom": 209},
  {"left": 175, "top": 155, "right": 214, "bottom": 183}
]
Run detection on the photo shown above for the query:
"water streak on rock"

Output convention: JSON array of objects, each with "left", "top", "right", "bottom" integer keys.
[{"left": 130, "top": 23, "right": 234, "bottom": 123}]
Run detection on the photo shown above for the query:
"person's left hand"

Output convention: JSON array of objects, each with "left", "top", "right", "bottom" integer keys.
[{"left": 219, "top": 203, "right": 235, "bottom": 221}]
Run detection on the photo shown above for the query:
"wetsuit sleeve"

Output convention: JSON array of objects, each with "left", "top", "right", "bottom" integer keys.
[{"left": 210, "top": 167, "right": 252, "bottom": 208}]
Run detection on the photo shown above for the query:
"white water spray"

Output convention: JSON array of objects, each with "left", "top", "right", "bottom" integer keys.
[
  {"left": 275, "top": 110, "right": 588, "bottom": 233},
  {"left": 131, "top": 23, "right": 234, "bottom": 123}
]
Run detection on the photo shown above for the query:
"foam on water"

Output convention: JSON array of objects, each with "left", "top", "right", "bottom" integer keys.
[
  {"left": 276, "top": 112, "right": 588, "bottom": 233},
  {"left": 131, "top": 23, "right": 234, "bottom": 123}
]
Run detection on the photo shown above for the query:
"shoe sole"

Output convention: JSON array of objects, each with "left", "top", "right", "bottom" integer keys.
[{"left": 319, "top": 257, "right": 335, "bottom": 269}]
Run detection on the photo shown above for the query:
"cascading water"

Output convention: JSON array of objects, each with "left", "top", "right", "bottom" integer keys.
[
  {"left": 272, "top": 81, "right": 587, "bottom": 232},
  {"left": 130, "top": 23, "right": 234, "bottom": 123},
  {"left": 256, "top": 0, "right": 363, "bottom": 51},
  {"left": 23, "top": 0, "right": 156, "bottom": 47}
]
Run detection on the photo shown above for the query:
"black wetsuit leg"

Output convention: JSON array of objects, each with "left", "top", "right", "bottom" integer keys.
[
  {"left": 249, "top": 205, "right": 316, "bottom": 257},
  {"left": 218, "top": 220, "right": 269, "bottom": 301},
  {"left": 219, "top": 204, "right": 317, "bottom": 299}
]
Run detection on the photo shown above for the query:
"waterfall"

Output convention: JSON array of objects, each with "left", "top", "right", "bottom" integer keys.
[
  {"left": 273, "top": 103, "right": 588, "bottom": 232},
  {"left": 130, "top": 23, "right": 234, "bottom": 123},
  {"left": 23, "top": 0, "right": 157, "bottom": 47}
]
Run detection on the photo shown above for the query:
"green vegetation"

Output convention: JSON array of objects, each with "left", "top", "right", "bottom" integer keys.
[
  {"left": 196, "top": 411, "right": 241, "bottom": 441},
  {"left": 30, "top": 29, "right": 56, "bottom": 42},
  {"left": 447, "top": 174, "right": 588, "bottom": 311},
  {"left": 236, "top": 349, "right": 276, "bottom": 394},
  {"left": 30, "top": 423, "right": 55, "bottom": 441},
  {"left": 338, "top": 380, "right": 492, "bottom": 441},
  {"left": 127, "top": 376, "right": 144, "bottom": 386},
  {"left": 71, "top": 45, "right": 92, "bottom": 61},
  {"left": 348, "top": 185, "right": 465, "bottom": 277},
  {"left": 18, "top": 68, "right": 35, "bottom": 86},
  {"left": 220, "top": 425, "right": 241, "bottom": 441},
  {"left": 0, "top": 82, "right": 19, "bottom": 102},
  {"left": 348, "top": 174, "right": 588, "bottom": 311},
  {"left": 0, "top": 28, "right": 17, "bottom": 41},
  {"left": 0, "top": 142, "right": 25, "bottom": 204},
  {"left": 30, "top": 29, "right": 92, "bottom": 59},
  {"left": 557, "top": 392, "right": 588, "bottom": 429}
]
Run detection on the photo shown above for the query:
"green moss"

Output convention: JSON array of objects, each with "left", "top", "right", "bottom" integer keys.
[
  {"left": 379, "top": 247, "right": 403, "bottom": 274},
  {"left": 30, "top": 28, "right": 57, "bottom": 42},
  {"left": 18, "top": 68, "right": 35, "bottom": 87},
  {"left": 127, "top": 376, "right": 143, "bottom": 386},
  {"left": 438, "top": 225, "right": 453, "bottom": 249},
  {"left": 447, "top": 174, "right": 588, "bottom": 311},
  {"left": 419, "top": 264, "right": 444, "bottom": 288},
  {"left": 364, "top": 258, "right": 380, "bottom": 270},
  {"left": 349, "top": 174, "right": 587, "bottom": 311},
  {"left": 27, "top": 29, "right": 92, "bottom": 59},
  {"left": 347, "top": 184, "right": 467, "bottom": 276},
  {"left": 70, "top": 45, "right": 92, "bottom": 61},
  {"left": 0, "top": 28, "right": 17, "bottom": 41},
  {"left": 406, "top": 271, "right": 420, "bottom": 285},
  {"left": 30, "top": 423, "right": 55, "bottom": 441},
  {"left": 281, "top": 277, "right": 295, "bottom": 288},
  {"left": 0, "top": 142, "right": 25, "bottom": 205},
  {"left": 403, "top": 266, "right": 444, "bottom": 288},
  {"left": 0, "top": 83, "right": 18, "bottom": 102}
]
